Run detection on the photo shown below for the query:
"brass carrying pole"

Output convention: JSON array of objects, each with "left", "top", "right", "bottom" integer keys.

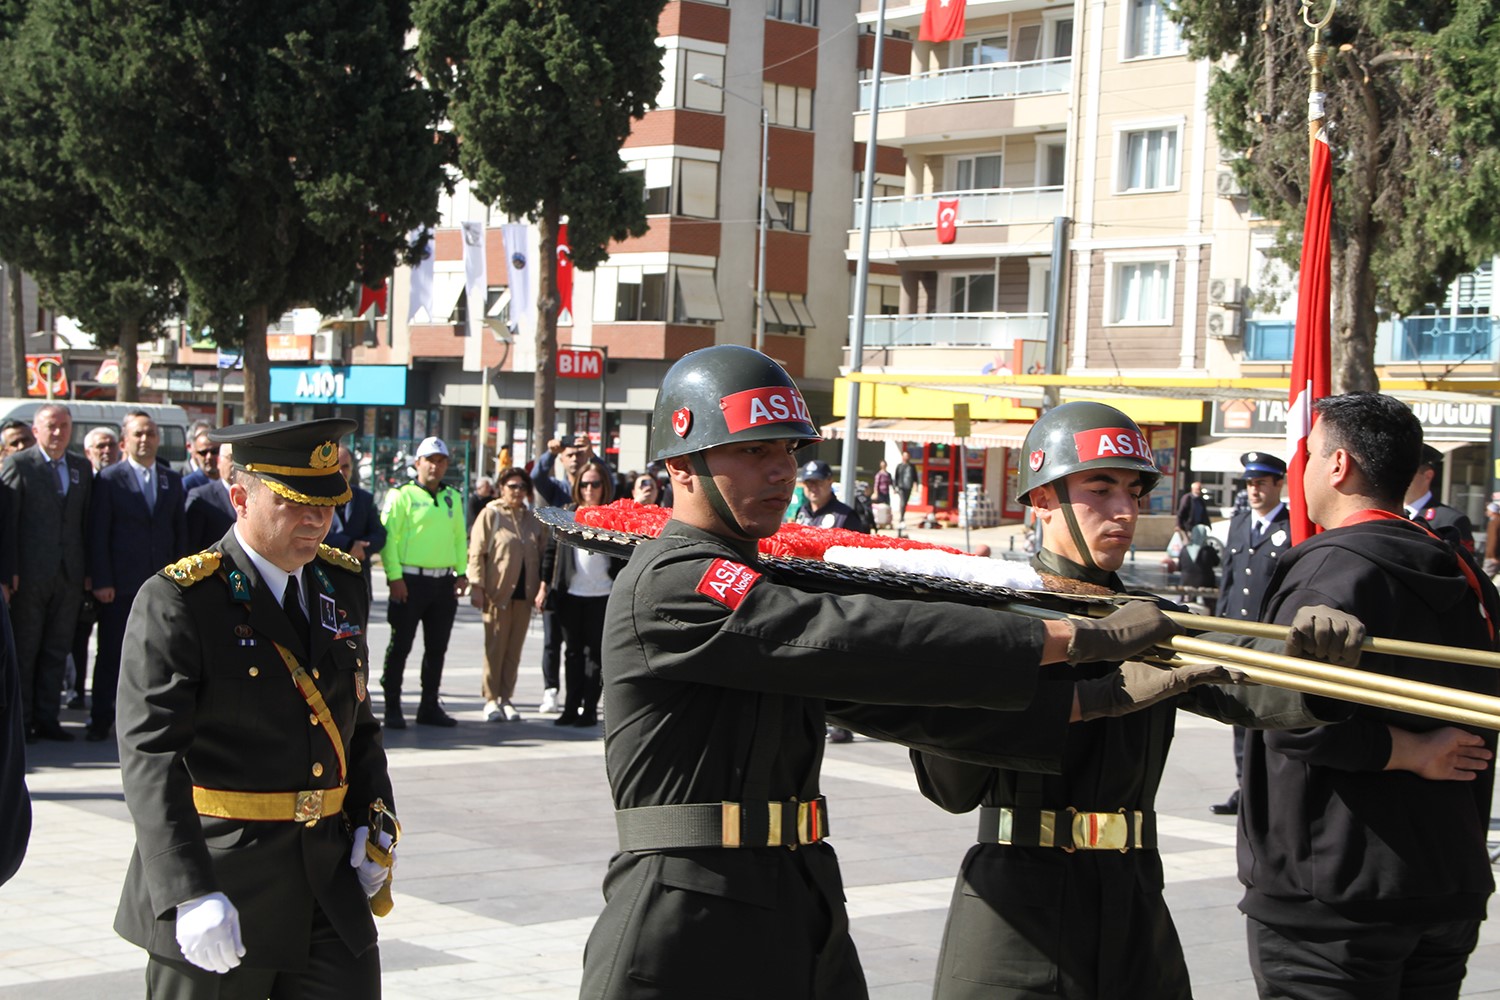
[
  {"left": 1302, "top": 0, "right": 1336, "bottom": 156},
  {"left": 1161, "top": 610, "right": 1500, "bottom": 671}
]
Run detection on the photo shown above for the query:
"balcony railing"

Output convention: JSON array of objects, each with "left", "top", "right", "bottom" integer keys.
[
  {"left": 1392, "top": 314, "right": 1497, "bottom": 362},
  {"left": 858, "top": 58, "right": 1071, "bottom": 112},
  {"left": 854, "top": 313, "right": 1049, "bottom": 349},
  {"left": 853, "top": 187, "right": 1064, "bottom": 230}
]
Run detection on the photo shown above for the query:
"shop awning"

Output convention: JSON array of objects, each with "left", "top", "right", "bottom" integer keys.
[{"left": 821, "top": 417, "right": 1032, "bottom": 449}]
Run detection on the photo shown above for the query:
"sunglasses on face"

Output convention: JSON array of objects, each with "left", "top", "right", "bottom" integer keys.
[
  {"left": 580, "top": 481, "right": 605, "bottom": 489},
  {"left": 197, "top": 447, "right": 220, "bottom": 457},
  {"left": 502, "top": 481, "right": 528, "bottom": 491}
]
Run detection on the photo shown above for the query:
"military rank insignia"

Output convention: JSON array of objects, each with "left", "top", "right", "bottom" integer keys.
[
  {"left": 355, "top": 671, "right": 368, "bottom": 702},
  {"left": 227, "top": 570, "right": 251, "bottom": 603}
]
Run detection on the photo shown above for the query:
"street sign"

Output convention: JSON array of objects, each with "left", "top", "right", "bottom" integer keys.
[
  {"left": 953, "top": 402, "right": 971, "bottom": 439},
  {"left": 26, "top": 354, "right": 67, "bottom": 398},
  {"left": 557, "top": 347, "right": 603, "bottom": 379}
]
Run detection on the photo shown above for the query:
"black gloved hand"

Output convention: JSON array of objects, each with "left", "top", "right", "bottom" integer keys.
[
  {"left": 1074, "top": 665, "right": 1248, "bottom": 719},
  {"left": 1285, "top": 604, "right": 1365, "bottom": 667},
  {"left": 1067, "top": 601, "right": 1184, "bottom": 665},
  {"left": 1076, "top": 661, "right": 1244, "bottom": 721}
]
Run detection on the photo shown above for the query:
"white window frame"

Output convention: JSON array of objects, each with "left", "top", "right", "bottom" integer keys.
[
  {"left": 657, "top": 41, "right": 728, "bottom": 112},
  {"left": 675, "top": 267, "right": 724, "bottom": 323},
  {"left": 762, "top": 83, "right": 814, "bottom": 130},
  {"left": 769, "top": 187, "right": 810, "bottom": 232},
  {"left": 1122, "top": 0, "right": 1186, "bottom": 61},
  {"left": 1114, "top": 119, "right": 1184, "bottom": 194},
  {"left": 949, "top": 153, "right": 1004, "bottom": 192},
  {"left": 944, "top": 270, "right": 999, "bottom": 314},
  {"left": 1027, "top": 258, "right": 1052, "bottom": 314},
  {"left": 1035, "top": 135, "right": 1066, "bottom": 189},
  {"left": 1103, "top": 254, "right": 1176, "bottom": 326},
  {"left": 677, "top": 159, "right": 719, "bottom": 219},
  {"left": 1043, "top": 11, "right": 1075, "bottom": 60},
  {"left": 959, "top": 34, "right": 1010, "bottom": 67}
]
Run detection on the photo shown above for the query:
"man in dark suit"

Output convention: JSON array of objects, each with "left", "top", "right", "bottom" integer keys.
[
  {"left": 1176, "top": 479, "right": 1211, "bottom": 533},
  {"left": 325, "top": 445, "right": 386, "bottom": 599},
  {"left": 0, "top": 403, "right": 93, "bottom": 742},
  {"left": 115, "top": 418, "right": 395, "bottom": 996},
  {"left": 1211, "top": 450, "right": 1292, "bottom": 815},
  {"left": 87, "top": 411, "right": 189, "bottom": 741},
  {"left": 181, "top": 427, "right": 220, "bottom": 492},
  {"left": 184, "top": 442, "right": 236, "bottom": 553},
  {"left": 1405, "top": 443, "right": 1476, "bottom": 553}
]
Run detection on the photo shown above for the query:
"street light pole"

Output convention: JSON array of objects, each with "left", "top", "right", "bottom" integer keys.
[{"left": 694, "top": 73, "right": 769, "bottom": 354}]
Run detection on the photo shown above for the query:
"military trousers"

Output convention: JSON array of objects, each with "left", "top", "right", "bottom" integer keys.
[
  {"left": 381, "top": 573, "right": 457, "bottom": 701},
  {"left": 1248, "top": 915, "right": 1481, "bottom": 1000}
]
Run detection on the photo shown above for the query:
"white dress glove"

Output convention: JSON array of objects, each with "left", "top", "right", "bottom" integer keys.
[
  {"left": 350, "top": 825, "right": 395, "bottom": 897},
  {"left": 175, "top": 891, "right": 245, "bottom": 974}
]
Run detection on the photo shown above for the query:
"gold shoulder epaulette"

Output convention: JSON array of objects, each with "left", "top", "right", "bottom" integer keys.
[
  {"left": 162, "top": 550, "right": 222, "bottom": 587},
  {"left": 318, "top": 544, "right": 362, "bottom": 574}
]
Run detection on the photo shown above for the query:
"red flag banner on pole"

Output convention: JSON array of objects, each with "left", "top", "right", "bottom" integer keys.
[
  {"left": 920, "top": 0, "right": 967, "bottom": 43},
  {"left": 557, "top": 223, "right": 574, "bottom": 326},
  {"left": 356, "top": 280, "right": 388, "bottom": 318},
  {"left": 936, "top": 199, "right": 959, "bottom": 244},
  {"left": 1285, "top": 128, "right": 1333, "bottom": 545}
]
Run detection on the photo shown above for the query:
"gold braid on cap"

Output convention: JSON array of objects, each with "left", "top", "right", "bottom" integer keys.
[{"left": 259, "top": 477, "right": 352, "bottom": 507}]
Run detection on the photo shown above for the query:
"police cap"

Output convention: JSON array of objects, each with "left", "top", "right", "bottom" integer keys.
[
  {"left": 1239, "top": 451, "right": 1287, "bottom": 478},
  {"left": 213, "top": 418, "right": 355, "bottom": 506},
  {"left": 799, "top": 459, "right": 832, "bottom": 481}
]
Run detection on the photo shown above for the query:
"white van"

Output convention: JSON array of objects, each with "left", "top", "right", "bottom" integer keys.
[{"left": 0, "top": 398, "right": 192, "bottom": 465}]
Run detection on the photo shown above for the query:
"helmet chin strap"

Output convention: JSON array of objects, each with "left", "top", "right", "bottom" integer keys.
[
  {"left": 1051, "top": 477, "right": 1101, "bottom": 574},
  {"left": 688, "top": 450, "right": 753, "bottom": 539}
]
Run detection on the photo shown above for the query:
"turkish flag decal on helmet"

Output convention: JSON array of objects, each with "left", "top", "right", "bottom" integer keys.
[
  {"left": 672, "top": 407, "right": 692, "bottom": 437},
  {"left": 696, "top": 559, "right": 761, "bottom": 610},
  {"left": 1029, "top": 450, "right": 1044, "bottom": 472}
]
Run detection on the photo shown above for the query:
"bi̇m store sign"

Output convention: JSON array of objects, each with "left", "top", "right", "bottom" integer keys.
[
  {"left": 269, "top": 365, "right": 407, "bottom": 406},
  {"left": 1212, "top": 397, "right": 1493, "bottom": 442}
]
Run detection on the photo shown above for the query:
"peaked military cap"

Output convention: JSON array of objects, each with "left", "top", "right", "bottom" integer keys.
[
  {"left": 1239, "top": 451, "right": 1287, "bottom": 477},
  {"left": 212, "top": 418, "right": 355, "bottom": 506}
]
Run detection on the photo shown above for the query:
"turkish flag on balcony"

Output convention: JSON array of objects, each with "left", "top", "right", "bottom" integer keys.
[
  {"left": 557, "top": 223, "right": 574, "bottom": 326},
  {"left": 356, "top": 280, "right": 387, "bottom": 317},
  {"left": 936, "top": 199, "right": 959, "bottom": 244},
  {"left": 920, "top": 0, "right": 967, "bottom": 43},
  {"left": 1285, "top": 127, "right": 1333, "bottom": 545}
]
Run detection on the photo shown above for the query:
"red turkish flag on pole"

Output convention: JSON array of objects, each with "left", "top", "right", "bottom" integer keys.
[
  {"left": 936, "top": 199, "right": 959, "bottom": 244},
  {"left": 356, "top": 279, "right": 388, "bottom": 317},
  {"left": 1285, "top": 128, "right": 1333, "bottom": 545},
  {"left": 556, "top": 223, "right": 574, "bottom": 326},
  {"left": 920, "top": 0, "right": 967, "bottom": 43}
]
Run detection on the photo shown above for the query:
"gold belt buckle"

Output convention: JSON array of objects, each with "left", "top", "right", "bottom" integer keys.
[
  {"left": 1071, "top": 808, "right": 1130, "bottom": 852},
  {"left": 294, "top": 789, "right": 325, "bottom": 823}
]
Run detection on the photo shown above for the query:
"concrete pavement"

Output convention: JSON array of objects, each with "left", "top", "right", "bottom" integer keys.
[{"left": 5, "top": 562, "right": 1500, "bottom": 998}]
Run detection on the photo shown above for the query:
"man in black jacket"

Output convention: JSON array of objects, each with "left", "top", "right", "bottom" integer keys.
[{"left": 1240, "top": 392, "right": 1499, "bottom": 999}]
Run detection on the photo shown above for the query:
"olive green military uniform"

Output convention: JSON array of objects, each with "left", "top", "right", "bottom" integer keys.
[
  {"left": 115, "top": 530, "right": 391, "bottom": 983},
  {"left": 912, "top": 549, "right": 1323, "bottom": 1000},
  {"left": 579, "top": 522, "right": 1075, "bottom": 1000}
]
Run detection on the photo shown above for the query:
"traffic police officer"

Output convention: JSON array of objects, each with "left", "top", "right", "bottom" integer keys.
[
  {"left": 115, "top": 418, "right": 396, "bottom": 998},
  {"left": 378, "top": 436, "right": 469, "bottom": 728},
  {"left": 910, "top": 404, "right": 1329, "bottom": 1000},
  {"left": 1405, "top": 443, "right": 1476, "bottom": 553},
  {"left": 1212, "top": 450, "right": 1291, "bottom": 814},
  {"left": 578, "top": 348, "right": 1187, "bottom": 1000}
]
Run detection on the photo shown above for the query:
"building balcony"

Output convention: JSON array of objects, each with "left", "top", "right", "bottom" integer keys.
[
  {"left": 857, "top": 0, "right": 1056, "bottom": 27},
  {"left": 856, "top": 312, "right": 1049, "bottom": 349},
  {"left": 854, "top": 186, "right": 1063, "bottom": 230},
  {"left": 1385, "top": 314, "right": 1498, "bottom": 363},
  {"left": 858, "top": 58, "right": 1070, "bottom": 113}
]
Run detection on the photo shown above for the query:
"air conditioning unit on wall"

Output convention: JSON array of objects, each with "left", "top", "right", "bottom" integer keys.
[
  {"left": 312, "top": 329, "right": 338, "bottom": 361},
  {"left": 1207, "top": 277, "right": 1243, "bottom": 306},
  {"left": 1215, "top": 168, "right": 1243, "bottom": 198},
  {"left": 1206, "top": 307, "right": 1240, "bottom": 340}
]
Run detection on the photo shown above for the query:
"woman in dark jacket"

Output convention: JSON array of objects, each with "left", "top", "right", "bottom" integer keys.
[{"left": 538, "top": 466, "right": 621, "bottom": 726}]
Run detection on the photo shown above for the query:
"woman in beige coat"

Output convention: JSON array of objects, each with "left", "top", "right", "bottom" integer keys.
[{"left": 467, "top": 466, "right": 546, "bottom": 722}]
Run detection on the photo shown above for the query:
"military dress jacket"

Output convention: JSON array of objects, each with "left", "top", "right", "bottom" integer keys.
[
  {"left": 910, "top": 551, "right": 1327, "bottom": 1000},
  {"left": 1216, "top": 503, "right": 1292, "bottom": 620},
  {"left": 114, "top": 529, "right": 391, "bottom": 970},
  {"left": 1412, "top": 496, "right": 1476, "bottom": 553},
  {"left": 580, "top": 521, "right": 1062, "bottom": 1000}
]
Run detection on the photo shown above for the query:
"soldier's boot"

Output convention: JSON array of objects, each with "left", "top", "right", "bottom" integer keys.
[
  {"left": 415, "top": 692, "right": 457, "bottom": 728},
  {"left": 383, "top": 688, "right": 407, "bottom": 730}
]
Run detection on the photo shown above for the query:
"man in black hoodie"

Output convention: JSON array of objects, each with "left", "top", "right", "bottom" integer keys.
[{"left": 1240, "top": 391, "right": 1500, "bottom": 999}]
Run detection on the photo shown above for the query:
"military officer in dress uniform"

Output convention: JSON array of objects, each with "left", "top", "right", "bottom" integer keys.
[
  {"left": 1405, "top": 443, "right": 1476, "bottom": 553},
  {"left": 1211, "top": 451, "right": 1292, "bottom": 814},
  {"left": 115, "top": 418, "right": 397, "bottom": 999},
  {"left": 579, "top": 346, "right": 1189, "bottom": 1000}
]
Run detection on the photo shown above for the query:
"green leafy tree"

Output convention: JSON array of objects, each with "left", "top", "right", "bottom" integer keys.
[
  {"left": 22, "top": 0, "right": 452, "bottom": 419},
  {"left": 1178, "top": 0, "right": 1500, "bottom": 392},
  {"left": 414, "top": 0, "right": 664, "bottom": 458}
]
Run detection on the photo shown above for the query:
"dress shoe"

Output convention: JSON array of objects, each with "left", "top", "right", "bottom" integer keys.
[
  {"left": 66, "top": 696, "right": 86, "bottom": 711},
  {"left": 825, "top": 726, "right": 854, "bottom": 744},
  {"left": 572, "top": 712, "right": 598, "bottom": 727},
  {"left": 1210, "top": 790, "right": 1240, "bottom": 816},
  {"left": 32, "top": 722, "right": 75, "bottom": 742},
  {"left": 85, "top": 725, "right": 111, "bottom": 742},
  {"left": 538, "top": 688, "right": 559, "bottom": 714},
  {"left": 554, "top": 711, "right": 578, "bottom": 727},
  {"left": 415, "top": 703, "right": 458, "bottom": 728},
  {"left": 384, "top": 706, "right": 407, "bottom": 730}
]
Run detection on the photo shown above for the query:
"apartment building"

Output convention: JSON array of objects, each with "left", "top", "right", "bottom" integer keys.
[{"left": 840, "top": 0, "right": 1497, "bottom": 524}]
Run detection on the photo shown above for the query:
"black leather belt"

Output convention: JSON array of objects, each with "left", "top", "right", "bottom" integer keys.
[
  {"left": 615, "top": 797, "right": 829, "bottom": 851},
  {"left": 978, "top": 805, "right": 1156, "bottom": 852}
]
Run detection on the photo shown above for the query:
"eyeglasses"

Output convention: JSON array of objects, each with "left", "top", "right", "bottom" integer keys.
[
  {"left": 502, "top": 481, "right": 528, "bottom": 491},
  {"left": 196, "top": 447, "right": 220, "bottom": 457},
  {"left": 580, "top": 481, "right": 605, "bottom": 490}
]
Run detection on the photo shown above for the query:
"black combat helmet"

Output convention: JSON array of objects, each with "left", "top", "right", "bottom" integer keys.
[
  {"left": 650, "top": 345, "right": 821, "bottom": 461},
  {"left": 1015, "top": 401, "right": 1161, "bottom": 506}
]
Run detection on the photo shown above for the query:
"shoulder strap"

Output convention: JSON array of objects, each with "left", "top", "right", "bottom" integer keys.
[{"left": 271, "top": 641, "right": 348, "bottom": 783}]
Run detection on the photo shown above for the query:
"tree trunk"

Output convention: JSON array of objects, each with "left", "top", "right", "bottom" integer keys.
[
  {"left": 532, "top": 201, "right": 561, "bottom": 461},
  {"left": 1331, "top": 231, "right": 1379, "bottom": 395},
  {"left": 242, "top": 303, "right": 271, "bottom": 421},
  {"left": 7, "top": 267, "right": 24, "bottom": 398},
  {"left": 116, "top": 316, "right": 140, "bottom": 402}
]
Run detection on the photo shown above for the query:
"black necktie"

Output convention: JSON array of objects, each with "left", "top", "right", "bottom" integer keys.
[
  {"left": 1251, "top": 521, "right": 1265, "bottom": 544},
  {"left": 283, "top": 574, "right": 310, "bottom": 647}
]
